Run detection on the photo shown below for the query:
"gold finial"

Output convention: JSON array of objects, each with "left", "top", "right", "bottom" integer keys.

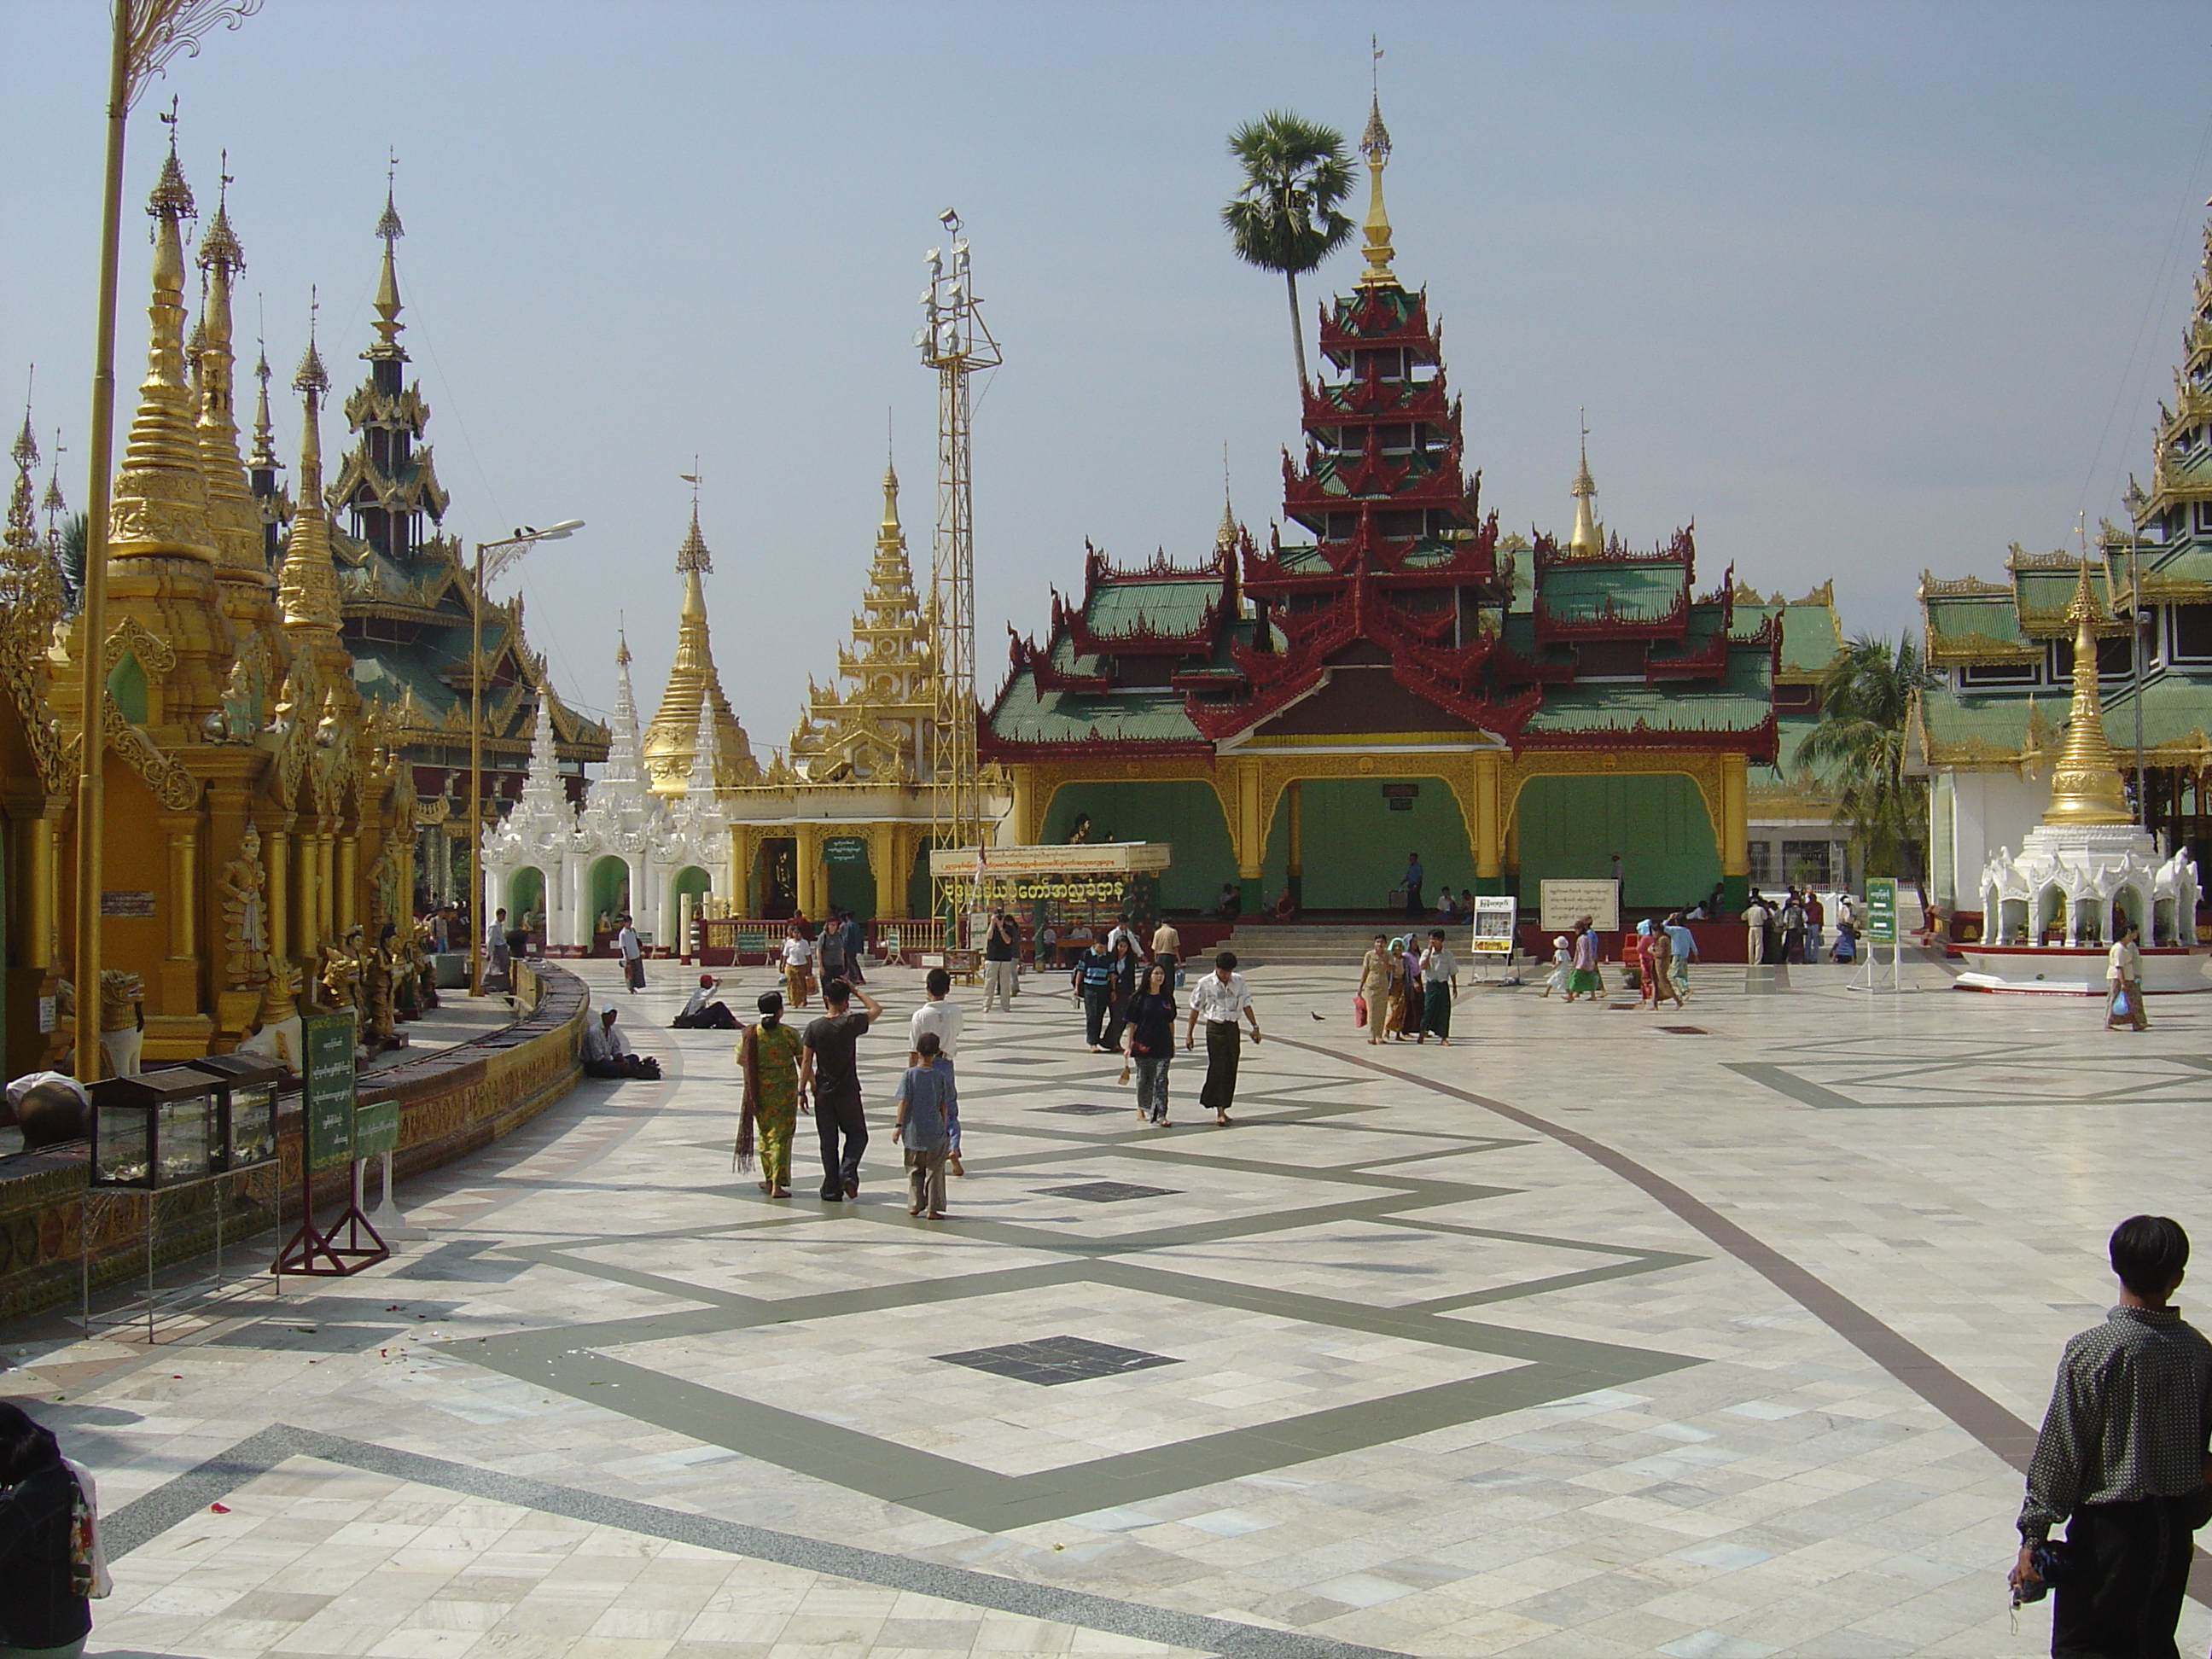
[
  {"left": 249, "top": 324, "right": 276, "bottom": 469},
  {"left": 370, "top": 156, "right": 405, "bottom": 357},
  {"left": 2040, "top": 559, "right": 2133, "bottom": 825},
  {"left": 6, "top": 379, "right": 38, "bottom": 550},
  {"left": 279, "top": 290, "right": 342, "bottom": 632},
  {"left": 1356, "top": 44, "right": 1396, "bottom": 289},
  {"left": 1217, "top": 442, "right": 1239, "bottom": 554},
  {"left": 197, "top": 150, "right": 243, "bottom": 272},
  {"left": 880, "top": 458, "right": 902, "bottom": 539},
  {"left": 1568, "top": 409, "right": 1602, "bottom": 556},
  {"left": 41, "top": 428, "right": 67, "bottom": 533},
  {"left": 674, "top": 471, "right": 712, "bottom": 578}
]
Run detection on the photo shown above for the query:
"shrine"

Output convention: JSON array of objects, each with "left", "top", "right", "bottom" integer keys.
[{"left": 981, "top": 99, "right": 1780, "bottom": 916}]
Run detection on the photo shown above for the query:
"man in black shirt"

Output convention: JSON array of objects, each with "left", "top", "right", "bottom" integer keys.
[
  {"left": 982, "top": 911, "right": 1020, "bottom": 1013},
  {"left": 800, "top": 976, "right": 883, "bottom": 1202},
  {"left": 2011, "top": 1214, "right": 2212, "bottom": 1653}
]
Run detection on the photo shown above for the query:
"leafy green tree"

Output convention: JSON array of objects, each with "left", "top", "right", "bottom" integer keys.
[
  {"left": 57, "top": 511, "right": 85, "bottom": 614},
  {"left": 1800, "top": 632, "right": 1940, "bottom": 900},
  {"left": 1222, "top": 112, "right": 1354, "bottom": 398}
]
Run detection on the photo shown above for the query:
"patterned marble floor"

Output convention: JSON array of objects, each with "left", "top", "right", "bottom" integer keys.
[{"left": 6, "top": 950, "right": 2208, "bottom": 1658}]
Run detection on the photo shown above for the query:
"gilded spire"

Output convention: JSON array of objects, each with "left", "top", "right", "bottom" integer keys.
[
  {"left": 370, "top": 162, "right": 406, "bottom": 359},
  {"left": 247, "top": 338, "right": 276, "bottom": 470},
  {"left": 277, "top": 308, "right": 343, "bottom": 632},
  {"left": 1, "top": 399, "right": 60, "bottom": 629},
  {"left": 1568, "top": 410, "right": 1603, "bottom": 557},
  {"left": 192, "top": 156, "right": 273, "bottom": 594},
  {"left": 106, "top": 130, "right": 218, "bottom": 564},
  {"left": 7, "top": 405, "right": 38, "bottom": 549},
  {"left": 644, "top": 490, "right": 758, "bottom": 794},
  {"left": 2041, "top": 561, "right": 2133, "bottom": 825},
  {"left": 40, "top": 429, "right": 67, "bottom": 532},
  {"left": 1355, "top": 91, "right": 1396, "bottom": 289}
]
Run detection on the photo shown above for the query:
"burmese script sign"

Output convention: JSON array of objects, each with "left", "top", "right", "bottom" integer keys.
[
  {"left": 929, "top": 842, "right": 1173, "bottom": 878},
  {"left": 301, "top": 1011, "right": 358, "bottom": 1174},
  {"left": 1539, "top": 880, "right": 1620, "bottom": 934},
  {"left": 352, "top": 1097, "right": 400, "bottom": 1161},
  {"left": 1470, "top": 895, "right": 1518, "bottom": 955},
  {"left": 823, "top": 835, "right": 869, "bottom": 865}
]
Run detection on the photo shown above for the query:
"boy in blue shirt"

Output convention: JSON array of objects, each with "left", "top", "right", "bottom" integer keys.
[{"left": 893, "top": 1030, "right": 959, "bottom": 1219}]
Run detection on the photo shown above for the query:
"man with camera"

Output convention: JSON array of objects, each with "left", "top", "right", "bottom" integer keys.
[{"left": 2010, "top": 1214, "right": 2212, "bottom": 1654}]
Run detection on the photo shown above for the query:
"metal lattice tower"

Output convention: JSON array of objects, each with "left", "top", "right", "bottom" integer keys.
[{"left": 917, "top": 214, "right": 1000, "bottom": 934}]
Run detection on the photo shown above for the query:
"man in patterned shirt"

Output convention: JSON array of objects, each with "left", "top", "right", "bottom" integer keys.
[{"left": 2011, "top": 1214, "right": 2212, "bottom": 1653}]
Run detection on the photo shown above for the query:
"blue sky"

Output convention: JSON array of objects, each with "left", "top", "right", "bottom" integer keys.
[{"left": 3, "top": 1, "right": 2209, "bottom": 742}]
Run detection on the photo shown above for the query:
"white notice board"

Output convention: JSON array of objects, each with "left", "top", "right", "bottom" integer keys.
[
  {"left": 1540, "top": 879, "right": 1620, "bottom": 934},
  {"left": 1470, "top": 895, "right": 1518, "bottom": 955}
]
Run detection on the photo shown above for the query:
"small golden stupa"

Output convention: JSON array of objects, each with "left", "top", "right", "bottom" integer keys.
[{"left": 641, "top": 495, "right": 759, "bottom": 795}]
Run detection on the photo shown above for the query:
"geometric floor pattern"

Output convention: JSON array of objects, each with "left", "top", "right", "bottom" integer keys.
[{"left": 5, "top": 952, "right": 2210, "bottom": 1656}]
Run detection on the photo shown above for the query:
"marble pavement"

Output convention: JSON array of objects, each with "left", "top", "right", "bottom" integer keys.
[{"left": 6, "top": 948, "right": 2209, "bottom": 1658}]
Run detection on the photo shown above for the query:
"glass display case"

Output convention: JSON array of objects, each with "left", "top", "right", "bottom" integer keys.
[
  {"left": 88, "top": 1068, "right": 219, "bottom": 1188},
  {"left": 182, "top": 1052, "right": 286, "bottom": 1171}
]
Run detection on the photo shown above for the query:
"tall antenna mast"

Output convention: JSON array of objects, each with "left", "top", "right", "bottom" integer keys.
[{"left": 917, "top": 208, "right": 1001, "bottom": 940}]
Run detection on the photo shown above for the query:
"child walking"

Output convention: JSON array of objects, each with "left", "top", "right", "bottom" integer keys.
[{"left": 893, "top": 1030, "right": 959, "bottom": 1219}]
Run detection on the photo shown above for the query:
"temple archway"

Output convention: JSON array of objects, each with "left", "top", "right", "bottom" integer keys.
[
  {"left": 1510, "top": 773, "right": 1718, "bottom": 908},
  {"left": 1259, "top": 777, "right": 1475, "bottom": 912},
  {"left": 586, "top": 855, "right": 631, "bottom": 934},
  {"left": 505, "top": 865, "right": 546, "bottom": 926}
]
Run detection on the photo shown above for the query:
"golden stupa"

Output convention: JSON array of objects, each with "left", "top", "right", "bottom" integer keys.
[
  {"left": 642, "top": 498, "right": 760, "bottom": 795},
  {"left": 2041, "top": 560, "right": 2133, "bottom": 826}
]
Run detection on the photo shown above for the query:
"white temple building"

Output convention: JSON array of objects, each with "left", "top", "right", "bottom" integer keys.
[{"left": 483, "top": 637, "right": 734, "bottom": 952}]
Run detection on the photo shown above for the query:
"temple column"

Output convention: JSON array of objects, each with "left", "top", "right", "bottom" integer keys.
[
  {"left": 159, "top": 814, "right": 199, "bottom": 1016},
  {"left": 1008, "top": 765, "right": 1035, "bottom": 847},
  {"left": 795, "top": 823, "right": 823, "bottom": 917},
  {"left": 316, "top": 826, "right": 336, "bottom": 944},
  {"left": 1284, "top": 782, "right": 1304, "bottom": 907},
  {"left": 870, "top": 822, "right": 898, "bottom": 920},
  {"left": 264, "top": 819, "right": 291, "bottom": 973},
  {"left": 1472, "top": 751, "right": 1504, "bottom": 894},
  {"left": 4, "top": 795, "right": 64, "bottom": 1077},
  {"left": 291, "top": 827, "right": 316, "bottom": 962},
  {"left": 336, "top": 831, "right": 358, "bottom": 933},
  {"left": 1233, "top": 760, "right": 1264, "bottom": 911},
  {"left": 1720, "top": 753, "right": 1749, "bottom": 913},
  {"left": 725, "top": 825, "right": 753, "bottom": 916}
]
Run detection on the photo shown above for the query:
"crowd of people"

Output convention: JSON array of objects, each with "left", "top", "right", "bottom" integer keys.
[
  {"left": 1355, "top": 930, "right": 1460, "bottom": 1045},
  {"left": 1741, "top": 885, "right": 1861, "bottom": 965}
]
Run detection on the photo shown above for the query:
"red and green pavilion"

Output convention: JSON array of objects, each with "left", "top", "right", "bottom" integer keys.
[{"left": 981, "top": 104, "right": 1782, "bottom": 918}]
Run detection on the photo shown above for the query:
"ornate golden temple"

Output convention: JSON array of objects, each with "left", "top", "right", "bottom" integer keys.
[{"left": 0, "top": 139, "right": 419, "bottom": 1074}]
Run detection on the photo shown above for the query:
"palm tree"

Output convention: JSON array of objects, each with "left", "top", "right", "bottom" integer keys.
[
  {"left": 1222, "top": 112, "right": 1354, "bottom": 399},
  {"left": 1799, "top": 632, "right": 1940, "bottom": 901},
  {"left": 56, "top": 512, "right": 86, "bottom": 615}
]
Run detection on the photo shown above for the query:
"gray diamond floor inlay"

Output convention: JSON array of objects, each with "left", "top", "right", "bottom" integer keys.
[
  {"left": 1033, "top": 1101, "right": 1126, "bottom": 1115},
  {"left": 1036, "top": 1179, "right": 1181, "bottom": 1202},
  {"left": 934, "top": 1334, "right": 1180, "bottom": 1385}
]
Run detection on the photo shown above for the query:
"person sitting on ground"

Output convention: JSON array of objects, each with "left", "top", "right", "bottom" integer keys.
[
  {"left": 582, "top": 1005, "right": 661, "bottom": 1080},
  {"left": 4, "top": 1074, "right": 90, "bottom": 1153},
  {"left": 1270, "top": 887, "right": 1298, "bottom": 923},
  {"left": 1436, "top": 888, "right": 1458, "bottom": 923},
  {"left": 673, "top": 974, "right": 738, "bottom": 1030},
  {"left": 1216, "top": 881, "right": 1243, "bottom": 922}
]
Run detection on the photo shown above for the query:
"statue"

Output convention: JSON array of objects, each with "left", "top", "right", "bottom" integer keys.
[
  {"left": 99, "top": 969, "right": 145, "bottom": 1079},
  {"left": 218, "top": 824, "right": 271, "bottom": 990},
  {"left": 363, "top": 923, "right": 399, "bottom": 1048},
  {"left": 319, "top": 927, "right": 364, "bottom": 1010}
]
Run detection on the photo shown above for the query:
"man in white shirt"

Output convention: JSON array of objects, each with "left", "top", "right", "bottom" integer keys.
[
  {"left": 673, "top": 974, "right": 736, "bottom": 1029},
  {"left": 2107, "top": 923, "right": 2148, "bottom": 1031},
  {"left": 1743, "top": 894, "right": 1770, "bottom": 965},
  {"left": 1417, "top": 929, "right": 1458, "bottom": 1046},
  {"left": 908, "top": 966, "right": 965, "bottom": 1175},
  {"left": 1184, "top": 952, "right": 1261, "bottom": 1126},
  {"left": 616, "top": 917, "right": 644, "bottom": 992},
  {"left": 583, "top": 1006, "right": 660, "bottom": 1080}
]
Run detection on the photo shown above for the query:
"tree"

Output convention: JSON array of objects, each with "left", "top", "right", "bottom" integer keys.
[
  {"left": 1221, "top": 112, "right": 1354, "bottom": 399},
  {"left": 1799, "top": 632, "right": 1940, "bottom": 901},
  {"left": 57, "top": 511, "right": 85, "bottom": 614}
]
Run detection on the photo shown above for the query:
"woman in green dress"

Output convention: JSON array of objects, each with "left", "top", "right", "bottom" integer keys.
[{"left": 736, "top": 991, "right": 806, "bottom": 1197}]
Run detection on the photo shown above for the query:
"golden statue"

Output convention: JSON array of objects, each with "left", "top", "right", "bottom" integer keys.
[
  {"left": 362, "top": 927, "right": 399, "bottom": 1046},
  {"left": 319, "top": 928, "right": 364, "bottom": 1010},
  {"left": 218, "top": 823, "right": 270, "bottom": 991}
]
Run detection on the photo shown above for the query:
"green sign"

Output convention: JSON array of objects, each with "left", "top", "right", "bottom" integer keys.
[
  {"left": 1866, "top": 877, "right": 1898, "bottom": 946},
  {"left": 301, "top": 1010, "right": 358, "bottom": 1173},
  {"left": 824, "top": 835, "right": 868, "bottom": 865},
  {"left": 352, "top": 1097, "right": 399, "bottom": 1161}
]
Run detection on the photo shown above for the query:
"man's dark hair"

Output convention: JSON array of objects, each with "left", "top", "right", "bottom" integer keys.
[
  {"left": 925, "top": 967, "right": 951, "bottom": 998},
  {"left": 757, "top": 991, "right": 783, "bottom": 1016},
  {"left": 0, "top": 1400, "right": 61, "bottom": 1484},
  {"left": 1216, "top": 951, "right": 1237, "bottom": 971},
  {"left": 15, "top": 1080, "right": 89, "bottom": 1151},
  {"left": 1429, "top": 928, "right": 1445, "bottom": 941},
  {"left": 916, "top": 1030, "right": 941, "bottom": 1058},
  {"left": 824, "top": 977, "right": 852, "bottom": 1007},
  {"left": 2110, "top": 1214, "right": 2190, "bottom": 1297}
]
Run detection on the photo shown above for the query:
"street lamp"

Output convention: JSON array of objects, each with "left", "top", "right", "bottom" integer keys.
[{"left": 469, "top": 519, "right": 581, "bottom": 995}]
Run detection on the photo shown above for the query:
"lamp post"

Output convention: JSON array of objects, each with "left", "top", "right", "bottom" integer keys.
[
  {"left": 71, "top": 1, "right": 260, "bottom": 1083},
  {"left": 469, "top": 521, "right": 580, "bottom": 995}
]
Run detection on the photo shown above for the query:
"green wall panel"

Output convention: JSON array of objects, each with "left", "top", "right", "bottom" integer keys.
[
  {"left": 1512, "top": 773, "right": 1719, "bottom": 908},
  {"left": 1263, "top": 777, "right": 1475, "bottom": 911},
  {"left": 1039, "top": 781, "right": 1232, "bottom": 911}
]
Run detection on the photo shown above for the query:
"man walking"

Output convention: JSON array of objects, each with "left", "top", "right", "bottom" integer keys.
[
  {"left": 1417, "top": 928, "right": 1458, "bottom": 1046},
  {"left": 800, "top": 976, "right": 882, "bottom": 1202},
  {"left": 818, "top": 907, "right": 847, "bottom": 987},
  {"left": 1185, "top": 951, "right": 1261, "bottom": 1126},
  {"left": 1402, "top": 852, "right": 1424, "bottom": 917},
  {"left": 2107, "top": 922, "right": 2150, "bottom": 1032},
  {"left": 981, "top": 911, "right": 1020, "bottom": 1012},
  {"left": 2011, "top": 1215, "right": 2212, "bottom": 1652},
  {"left": 1743, "top": 892, "right": 1770, "bottom": 966},
  {"left": 892, "top": 1030, "right": 958, "bottom": 1220},
  {"left": 1073, "top": 938, "right": 1116, "bottom": 1051},
  {"left": 616, "top": 915, "right": 644, "bottom": 992},
  {"left": 1150, "top": 916, "right": 1181, "bottom": 983},
  {"left": 486, "top": 906, "right": 511, "bottom": 992},
  {"left": 1662, "top": 911, "right": 1698, "bottom": 998},
  {"left": 908, "top": 967, "right": 965, "bottom": 1176}
]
